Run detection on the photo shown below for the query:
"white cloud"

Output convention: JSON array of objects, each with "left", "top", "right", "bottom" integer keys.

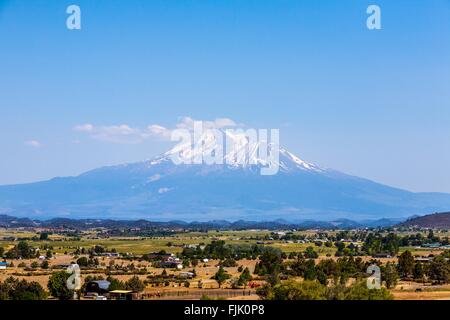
[
  {"left": 73, "top": 117, "right": 240, "bottom": 144},
  {"left": 73, "top": 124, "right": 94, "bottom": 132},
  {"left": 175, "top": 116, "right": 237, "bottom": 130},
  {"left": 158, "top": 187, "right": 171, "bottom": 194},
  {"left": 73, "top": 124, "right": 145, "bottom": 144},
  {"left": 147, "top": 124, "right": 172, "bottom": 140},
  {"left": 24, "top": 140, "right": 42, "bottom": 148},
  {"left": 147, "top": 174, "right": 161, "bottom": 182}
]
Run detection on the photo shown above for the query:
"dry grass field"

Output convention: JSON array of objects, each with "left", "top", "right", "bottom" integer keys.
[{"left": 1, "top": 228, "right": 449, "bottom": 300}]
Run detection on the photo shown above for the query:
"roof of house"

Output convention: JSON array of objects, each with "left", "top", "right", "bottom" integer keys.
[
  {"left": 109, "top": 290, "right": 132, "bottom": 294},
  {"left": 0, "top": 262, "right": 7, "bottom": 265},
  {"left": 90, "top": 280, "right": 111, "bottom": 290}
]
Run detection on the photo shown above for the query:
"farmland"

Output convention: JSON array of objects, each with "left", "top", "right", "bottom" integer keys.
[{"left": 1, "top": 226, "right": 449, "bottom": 300}]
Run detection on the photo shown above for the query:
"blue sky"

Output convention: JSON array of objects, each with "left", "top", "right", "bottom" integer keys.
[{"left": 0, "top": 0, "right": 449, "bottom": 192}]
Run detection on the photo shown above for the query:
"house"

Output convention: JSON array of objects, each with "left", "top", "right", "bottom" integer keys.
[
  {"left": 147, "top": 252, "right": 174, "bottom": 261},
  {"left": 421, "top": 243, "right": 442, "bottom": 249},
  {"left": 414, "top": 257, "right": 433, "bottom": 263},
  {"left": 0, "top": 261, "right": 7, "bottom": 270},
  {"left": 161, "top": 261, "right": 183, "bottom": 269},
  {"left": 373, "top": 253, "right": 392, "bottom": 258},
  {"left": 85, "top": 280, "right": 111, "bottom": 295},
  {"left": 108, "top": 290, "right": 133, "bottom": 300},
  {"left": 162, "top": 255, "right": 177, "bottom": 263},
  {"left": 179, "top": 272, "right": 195, "bottom": 279},
  {"left": 102, "top": 252, "right": 120, "bottom": 258},
  {"left": 184, "top": 244, "right": 199, "bottom": 249}
]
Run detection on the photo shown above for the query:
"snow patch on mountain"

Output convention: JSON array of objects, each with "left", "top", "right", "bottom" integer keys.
[{"left": 148, "top": 128, "right": 322, "bottom": 174}]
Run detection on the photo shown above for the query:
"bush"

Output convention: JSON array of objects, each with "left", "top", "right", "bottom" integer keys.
[
  {"left": 125, "top": 276, "right": 145, "bottom": 292},
  {"left": 265, "top": 280, "right": 326, "bottom": 300},
  {"left": 47, "top": 271, "right": 74, "bottom": 300},
  {"left": 259, "top": 280, "right": 393, "bottom": 300},
  {"left": 0, "top": 277, "right": 47, "bottom": 300}
]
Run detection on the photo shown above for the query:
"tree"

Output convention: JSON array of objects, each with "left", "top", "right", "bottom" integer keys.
[
  {"left": 238, "top": 267, "right": 252, "bottom": 288},
  {"left": 30, "top": 261, "right": 39, "bottom": 269},
  {"left": 0, "top": 277, "right": 47, "bottom": 300},
  {"left": 125, "top": 276, "right": 145, "bottom": 292},
  {"left": 213, "top": 266, "right": 230, "bottom": 288},
  {"left": 398, "top": 250, "right": 415, "bottom": 278},
  {"left": 106, "top": 276, "right": 125, "bottom": 291},
  {"left": 254, "top": 248, "right": 283, "bottom": 275},
  {"left": 46, "top": 250, "right": 53, "bottom": 259},
  {"left": 39, "top": 233, "right": 49, "bottom": 241},
  {"left": 303, "top": 259, "right": 316, "bottom": 281},
  {"left": 266, "top": 272, "right": 280, "bottom": 287},
  {"left": 17, "top": 241, "right": 33, "bottom": 258},
  {"left": 316, "top": 270, "right": 328, "bottom": 286},
  {"left": 76, "top": 257, "right": 89, "bottom": 267},
  {"left": 6, "top": 241, "right": 33, "bottom": 259},
  {"left": 220, "top": 258, "right": 237, "bottom": 267},
  {"left": 259, "top": 280, "right": 393, "bottom": 301},
  {"left": 265, "top": 280, "right": 326, "bottom": 300},
  {"left": 41, "top": 260, "right": 49, "bottom": 269},
  {"left": 0, "top": 247, "right": 4, "bottom": 257},
  {"left": 47, "top": 271, "right": 74, "bottom": 300},
  {"left": 413, "top": 262, "right": 425, "bottom": 282},
  {"left": 428, "top": 255, "right": 450, "bottom": 283},
  {"left": 304, "top": 246, "right": 319, "bottom": 259},
  {"left": 382, "top": 262, "right": 398, "bottom": 289},
  {"left": 317, "top": 259, "right": 337, "bottom": 277},
  {"left": 344, "top": 281, "right": 393, "bottom": 300}
]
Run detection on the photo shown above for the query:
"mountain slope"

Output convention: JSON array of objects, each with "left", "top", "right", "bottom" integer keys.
[
  {"left": 1, "top": 132, "right": 450, "bottom": 221},
  {"left": 399, "top": 212, "right": 450, "bottom": 228}
]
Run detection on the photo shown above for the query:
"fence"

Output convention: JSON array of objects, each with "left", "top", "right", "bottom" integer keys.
[{"left": 139, "top": 289, "right": 257, "bottom": 300}]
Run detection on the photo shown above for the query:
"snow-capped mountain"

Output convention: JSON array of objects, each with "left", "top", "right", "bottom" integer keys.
[
  {"left": 152, "top": 128, "right": 322, "bottom": 173},
  {"left": 1, "top": 135, "right": 450, "bottom": 221}
]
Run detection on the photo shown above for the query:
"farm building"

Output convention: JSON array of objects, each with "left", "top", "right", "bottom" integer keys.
[
  {"left": 109, "top": 290, "right": 133, "bottom": 300},
  {"left": 85, "top": 280, "right": 111, "bottom": 295},
  {"left": 179, "top": 272, "right": 195, "bottom": 279},
  {"left": 373, "top": 253, "right": 392, "bottom": 258},
  {"left": 0, "top": 261, "right": 7, "bottom": 270}
]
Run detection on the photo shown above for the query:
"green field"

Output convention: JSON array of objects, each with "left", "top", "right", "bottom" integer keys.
[{"left": 2, "top": 229, "right": 445, "bottom": 256}]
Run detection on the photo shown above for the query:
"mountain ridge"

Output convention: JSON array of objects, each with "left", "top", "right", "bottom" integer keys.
[
  {"left": 1, "top": 135, "right": 450, "bottom": 221},
  {"left": 0, "top": 214, "right": 403, "bottom": 230},
  {"left": 399, "top": 212, "right": 450, "bottom": 228}
]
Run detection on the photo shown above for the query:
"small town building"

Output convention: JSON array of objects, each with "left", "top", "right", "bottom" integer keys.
[
  {"left": 373, "top": 253, "right": 392, "bottom": 258},
  {"left": 108, "top": 290, "right": 133, "bottom": 300},
  {"left": 86, "top": 280, "right": 111, "bottom": 295},
  {"left": 179, "top": 272, "right": 195, "bottom": 279}
]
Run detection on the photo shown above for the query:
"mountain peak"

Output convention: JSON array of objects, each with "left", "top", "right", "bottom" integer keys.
[{"left": 149, "top": 128, "right": 322, "bottom": 174}]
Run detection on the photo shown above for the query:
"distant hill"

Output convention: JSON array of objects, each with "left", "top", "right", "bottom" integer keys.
[
  {"left": 399, "top": 212, "right": 450, "bottom": 228},
  {"left": 0, "top": 214, "right": 400, "bottom": 230}
]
